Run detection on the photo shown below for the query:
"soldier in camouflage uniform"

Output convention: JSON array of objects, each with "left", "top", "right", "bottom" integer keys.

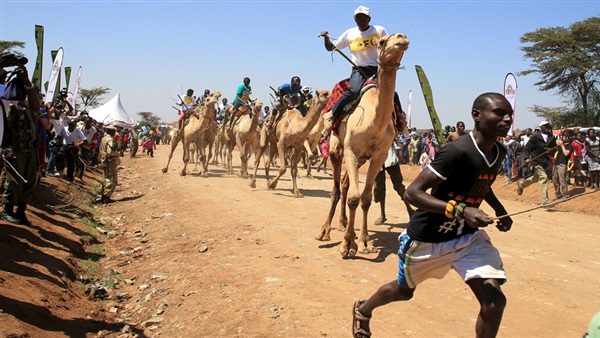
[
  {"left": 1, "top": 64, "right": 49, "bottom": 225},
  {"left": 97, "top": 125, "right": 120, "bottom": 204}
]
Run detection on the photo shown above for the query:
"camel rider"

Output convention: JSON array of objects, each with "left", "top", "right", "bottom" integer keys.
[
  {"left": 300, "top": 86, "right": 313, "bottom": 117},
  {"left": 176, "top": 88, "right": 197, "bottom": 131},
  {"left": 197, "top": 89, "right": 210, "bottom": 106},
  {"left": 97, "top": 125, "right": 120, "bottom": 204},
  {"left": 217, "top": 97, "right": 231, "bottom": 125},
  {"left": 272, "top": 76, "right": 303, "bottom": 123},
  {"left": 320, "top": 5, "right": 388, "bottom": 131},
  {"left": 228, "top": 77, "right": 252, "bottom": 129}
]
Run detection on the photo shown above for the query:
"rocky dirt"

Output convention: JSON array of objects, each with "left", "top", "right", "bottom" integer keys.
[{"left": 1, "top": 142, "right": 599, "bottom": 337}]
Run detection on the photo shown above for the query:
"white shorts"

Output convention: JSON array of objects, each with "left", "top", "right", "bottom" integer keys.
[{"left": 397, "top": 230, "right": 506, "bottom": 288}]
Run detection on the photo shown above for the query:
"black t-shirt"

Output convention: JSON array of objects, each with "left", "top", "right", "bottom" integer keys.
[
  {"left": 555, "top": 143, "right": 572, "bottom": 165},
  {"left": 407, "top": 133, "right": 506, "bottom": 243}
]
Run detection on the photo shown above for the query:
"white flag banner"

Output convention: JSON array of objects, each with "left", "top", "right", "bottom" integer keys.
[
  {"left": 45, "top": 47, "right": 64, "bottom": 104},
  {"left": 504, "top": 73, "right": 517, "bottom": 135},
  {"left": 66, "top": 66, "right": 82, "bottom": 110},
  {"left": 407, "top": 90, "right": 412, "bottom": 129}
]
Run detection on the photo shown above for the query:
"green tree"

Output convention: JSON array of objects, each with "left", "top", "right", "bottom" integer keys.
[
  {"left": 78, "top": 87, "right": 110, "bottom": 111},
  {"left": 0, "top": 40, "right": 25, "bottom": 56},
  {"left": 519, "top": 17, "right": 600, "bottom": 126},
  {"left": 137, "top": 111, "right": 162, "bottom": 128}
]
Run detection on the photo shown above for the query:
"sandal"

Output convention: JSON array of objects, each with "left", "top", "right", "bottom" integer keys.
[{"left": 352, "top": 300, "right": 372, "bottom": 338}]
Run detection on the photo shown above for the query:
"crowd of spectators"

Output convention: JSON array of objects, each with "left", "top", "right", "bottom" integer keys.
[
  {"left": 0, "top": 51, "right": 169, "bottom": 225},
  {"left": 391, "top": 120, "right": 599, "bottom": 205}
]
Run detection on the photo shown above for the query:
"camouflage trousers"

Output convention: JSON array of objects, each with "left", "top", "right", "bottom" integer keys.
[{"left": 102, "top": 160, "right": 119, "bottom": 198}]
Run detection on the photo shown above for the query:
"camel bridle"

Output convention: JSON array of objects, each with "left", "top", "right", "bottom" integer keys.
[{"left": 377, "top": 34, "right": 407, "bottom": 72}]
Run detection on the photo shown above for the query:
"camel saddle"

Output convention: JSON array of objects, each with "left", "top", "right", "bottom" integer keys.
[
  {"left": 180, "top": 106, "right": 203, "bottom": 130},
  {"left": 324, "top": 78, "right": 406, "bottom": 135},
  {"left": 229, "top": 104, "right": 250, "bottom": 117}
]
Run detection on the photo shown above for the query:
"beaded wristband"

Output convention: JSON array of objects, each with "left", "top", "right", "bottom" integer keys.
[
  {"left": 454, "top": 203, "right": 466, "bottom": 220},
  {"left": 445, "top": 200, "right": 457, "bottom": 219}
]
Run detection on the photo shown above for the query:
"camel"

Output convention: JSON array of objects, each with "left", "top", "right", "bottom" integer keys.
[
  {"left": 248, "top": 115, "right": 279, "bottom": 187},
  {"left": 223, "top": 100, "right": 263, "bottom": 177},
  {"left": 212, "top": 123, "right": 227, "bottom": 166},
  {"left": 316, "top": 33, "right": 410, "bottom": 258},
  {"left": 249, "top": 90, "right": 331, "bottom": 197},
  {"left": 194, "top": 109, "right": 220, "bottom": 176},
  {"left": 161, "top": 92, "right": 221, "bottom": 176}
]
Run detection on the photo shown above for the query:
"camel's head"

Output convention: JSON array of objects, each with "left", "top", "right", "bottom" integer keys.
[
  {"left": 252, "top": 99, "right": 263, "bottom": 114},
  {"left": 313, "top": 90, "right": 332, "bottom": 105},
  {"left": 204, "top": 91, "right": 221, "bottom": 106},
  {"left": 377, "top": 33, "right": 409, "bottom": 68}
]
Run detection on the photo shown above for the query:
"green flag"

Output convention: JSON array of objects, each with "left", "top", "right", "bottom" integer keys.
[
  {"left": 32, "top": 25, "right": 44, "bottom": 89},
  {"left": 50, "top": 50, "right": 61, "bottom": 99},
  {"left": 415, "top": 65, "right": 445, "bottom": 147},
  {"left": 64, "top": 67, "right": 71, "bottom": 90}
]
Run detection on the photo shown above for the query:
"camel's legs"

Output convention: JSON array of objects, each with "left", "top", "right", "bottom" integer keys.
[
  {"left": 357, "top": 157, "right": 388, "bottom": 254},
  {"left": 289, "top": 145, "right": 304, "bottom": 197},
  {"left": 265, "top": 142, "right": 278, "bottom": 181},
  {"left": 203, "top": 141, "right": 213, "bottom": 176},
  {"left": 226, "top": 142, "right": 235, "bottom": 175},
  {"left": 239, "top": 143, "right": 249, "bottom": 178},
  {"left": 249, "top": 144, "right": 265, "bottom": 188},
  {"left": 303, "top": 140, "right": 314, "bottom": 178},
  {"left": 339, "top": 171, "right": 349, "bottom": 231},
  {"left": 161, "top": 134, "right": 180, "bottom": 173},
  {"left": 339, "top": 150, "right": 362, "bottom": 257},
  {"left": 180, "top": 140, "right": 191, "bottom": 176},
  {"left": 267, "top": 140, "right": 287, "bottom": 190},
  {"left": 316, "top": 149, "right": 344, "bottom": 241}
]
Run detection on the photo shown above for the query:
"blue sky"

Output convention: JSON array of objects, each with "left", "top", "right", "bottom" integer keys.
[{"left": 1, "top": 1, "right": 598, "bottom": 130}]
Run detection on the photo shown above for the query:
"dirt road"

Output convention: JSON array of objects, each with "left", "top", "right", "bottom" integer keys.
[
  {"left": 95, "top": 143, "right": 599, "bottom": 337},
  {"left": 1, "top": 141, "right": 599, "bottom": 337}
]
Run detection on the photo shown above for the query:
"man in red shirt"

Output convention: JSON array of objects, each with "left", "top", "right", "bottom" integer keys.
[{"left": 571, "top": 130, "right": 588, "bottom": 187}]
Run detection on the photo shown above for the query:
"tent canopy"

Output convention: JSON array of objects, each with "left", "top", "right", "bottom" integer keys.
[{"left": 89, "top": 93, "right": 136, "bottom": 128}]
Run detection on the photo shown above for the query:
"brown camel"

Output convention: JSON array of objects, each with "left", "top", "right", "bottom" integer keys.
[
  {"left": 194, "top": 93, "right": 221, "bottom": 176},
  {"left": 316, "top": 33, "right": 410, "bottom": 258},
  {"left": 223, "top": 100, "right": 262, "bottom": 177},
  {"left": 212, "top": 123, "right": 226, "bottom": 166},
  {"left": 161, "top": 92, "right": 221, "bottom": 176},
  {"left": 248, "top": 115, "right": 279, "bottom": 188},
  {"left": 250, "top": 90, "right": 331, "bottom": 197}
]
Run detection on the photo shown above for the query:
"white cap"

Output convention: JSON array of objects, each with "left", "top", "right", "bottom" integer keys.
[
  {"left": 354, "top": 5, "right": 370, "bottom": 17},
  {"left": 539, "top": 120, "right": 551, "bottom": 127}
]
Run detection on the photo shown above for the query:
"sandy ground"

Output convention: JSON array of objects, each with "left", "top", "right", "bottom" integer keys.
[{"left": 1, "top": 141, "right": 599, "bottom": 337}]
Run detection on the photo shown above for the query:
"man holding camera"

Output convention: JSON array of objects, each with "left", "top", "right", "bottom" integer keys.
[{"left": 0, "top": 53, "right": 50, "bottom": 226}]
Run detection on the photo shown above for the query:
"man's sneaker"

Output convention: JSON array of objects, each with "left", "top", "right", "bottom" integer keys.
[
  {"left": 1, "top": 210, "right": 21, "bottom": 224},
  {"left": 516, "top": 181, "right": 524, "bottom": 196}
]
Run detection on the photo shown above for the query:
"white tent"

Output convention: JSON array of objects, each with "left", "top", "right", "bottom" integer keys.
[{"left": 89, "top": 93, "right": 136, "bottom": 128}]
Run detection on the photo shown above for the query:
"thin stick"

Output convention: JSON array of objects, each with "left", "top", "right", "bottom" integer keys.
[
  {"left": 3, "top": 158, "right": 28, "bottom": 183},
  {"left": 515, "top": 145, "right": 558, "bottom": 171},
  {"left": 318, "top": 33, "right": 369, "bottom": 79}
]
